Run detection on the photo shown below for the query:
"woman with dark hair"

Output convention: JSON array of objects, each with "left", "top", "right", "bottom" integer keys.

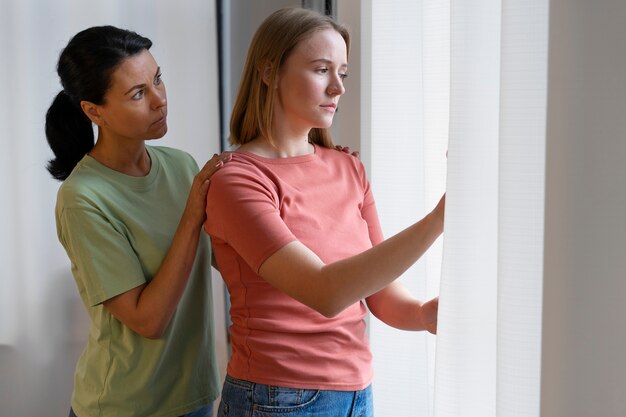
[
  {"left": 45, "top": 25, "right": 226, "bottom": 417},
  {"left": 205, "top": 7, "right": 445, "bottom": 417}
]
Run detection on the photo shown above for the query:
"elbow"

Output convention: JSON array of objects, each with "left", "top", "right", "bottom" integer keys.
[
  {"left": 308, "top": 283, "right": 354, "bottom": 318},
  {"left": 288, "top": 295, "right": 345, "bottom": 318},
  {"left": 315, "top": 301, "right": 347, "bottom": 319},
  {"left": 104, "top": 298, "right": 171, "bottom": 339},
  {"left": 320, "top": 309, "right": 341, "bottom": 319},
  {"left": 134, "top": 321, "right": 168, "bottom": 340},
  {"left": 142, "top": 329, "right": 166, "bottom": 340}
]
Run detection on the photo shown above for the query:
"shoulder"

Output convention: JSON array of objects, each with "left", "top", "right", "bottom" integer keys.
[
  {"left": 57, "top": 158, "right": 108, "bottom": 210},
  {"left": 211, "top": 152, "right": 271, "bottom": 183},
  {"left": 317, "top": 145, "right": 360, "bottom": 162},
  {"left": 317, "top": 145, "right": 367, "bottom": 174},
  {"left": 207, "top": 152, "right": 279, "bottom": 203}
]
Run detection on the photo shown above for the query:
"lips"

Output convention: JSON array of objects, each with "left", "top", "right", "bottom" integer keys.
[
  {"left": 320, "top": 103, "right": 337, "bottom": 112},
  {"left": 152, "top": 112, "right": 167, "bottom": 126}
]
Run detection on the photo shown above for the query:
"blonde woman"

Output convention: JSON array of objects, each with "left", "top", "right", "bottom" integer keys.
[{"left": 205, "top": 8, "right": 445, "bottom": 416}]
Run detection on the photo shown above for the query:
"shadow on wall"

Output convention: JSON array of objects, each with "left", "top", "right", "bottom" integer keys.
[
  {"left": 2, "top": 268, "right": 89, "bottom": 416},
  {"left": 0, "top": 345, "right": 20, "bottom": 416}
]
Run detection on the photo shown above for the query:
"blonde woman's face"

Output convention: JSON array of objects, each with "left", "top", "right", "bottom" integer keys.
[{"left": 274, "top": 29, "right": 348, "bottom": 133}]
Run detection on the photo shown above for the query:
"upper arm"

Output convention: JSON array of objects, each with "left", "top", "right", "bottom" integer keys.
[
  {"left": 205, "top": 164, "right": 296, "bottom": 273},
  {"left": 58, "top": 206, "right": 163, "bottom": 335},
  {"left": 58, "top": 207, "right": 146, "bottom": 307},
  {"left": 257, "top": 241, "right": 327, "bottom": 309},
  {"left": 101, "top": 283, "right": 146, "bottom": 326}
]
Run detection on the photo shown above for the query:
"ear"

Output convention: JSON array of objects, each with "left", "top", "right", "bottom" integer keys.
[
  {"left": 260, "top": 61, "right": 275, "bottom": 87},
  {"left": 80, "top": 100, "right": 104, "bottom": 126}
]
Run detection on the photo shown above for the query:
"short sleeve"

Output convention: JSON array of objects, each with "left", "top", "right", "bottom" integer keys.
[
  {"left": 355, "top": 159, "right": 384, "bottom": 246},
  {"left": 205, "top": 163, "right": 296, "bottom": 273},
  {"left": 58, "top": 206, "right": 146, "bottom": 306}
]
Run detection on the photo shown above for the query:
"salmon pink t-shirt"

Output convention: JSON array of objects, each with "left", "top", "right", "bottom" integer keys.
[{"left": 204, "top": 145, "right": 384, "bottom": 391}]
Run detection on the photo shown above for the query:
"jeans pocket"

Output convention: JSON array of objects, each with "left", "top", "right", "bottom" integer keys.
[
  {"left": 218, "top": 401, "right": 229, "bottom": 417},
  {"left": 253, "top": 387, "right": 321, "bottom": 414}
]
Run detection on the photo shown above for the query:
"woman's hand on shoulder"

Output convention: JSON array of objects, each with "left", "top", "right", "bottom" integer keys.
[
  {"left": 334, "top": 145, "right": 360, "bottom": 159},
  {"left": 184, "top": 152, "right": 232, "bottom": 227}
]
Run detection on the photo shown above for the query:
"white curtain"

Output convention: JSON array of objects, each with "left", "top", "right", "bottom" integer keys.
[
  {"left": 434, "top": 0, "right": 548, "bottom": 416},
  {"left": 364, "top": 1, "right": 448, "bottom": 415},
  {"left": 0, "top": 1, "right": 225, "bottom": 415},
  {"left": 364, "top": 0, "right": 547, "bottom": 416}
]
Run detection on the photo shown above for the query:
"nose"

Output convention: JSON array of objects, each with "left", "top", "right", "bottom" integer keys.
[
  {"left": 151, "top": 85, "right": 167, "bottom": 110},
  {"left": 327, "top": 73, "right": 345, "bottom": 97}
]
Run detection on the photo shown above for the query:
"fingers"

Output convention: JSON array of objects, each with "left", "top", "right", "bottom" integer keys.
[
  {"left": 198, "top": 152, "right": 232, "bottom": 181},
  {"left": 204, "top": 152, "right": 232, "bottom": 168},
  {"left": 422, "top": 296, "right": 439, "bottom": 335},
  {"left": 339, "top": 146, "right": 352, "bottom": 154},
  {"left": 335, "top": 145, "right": 360, "bottom": 159},
  {"left": 199, "top": 176, "right": 211, "bottom": 194}
]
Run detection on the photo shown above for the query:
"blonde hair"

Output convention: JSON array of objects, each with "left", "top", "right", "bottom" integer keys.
[{"left": 229, "top": 7, "right": 350, "bottom": 148}]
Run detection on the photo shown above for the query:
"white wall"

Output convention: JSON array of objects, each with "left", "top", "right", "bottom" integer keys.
[{"left": 542, "top": 0, "right": 626, "bottom": 415}]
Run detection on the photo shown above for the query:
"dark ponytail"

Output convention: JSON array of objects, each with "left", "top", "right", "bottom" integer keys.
[
  {"left": 45, "top": 91, "right": 95, "bottom": 180},
  {"left": 45, "top": 26, "right": 152, "bottom": 180}
]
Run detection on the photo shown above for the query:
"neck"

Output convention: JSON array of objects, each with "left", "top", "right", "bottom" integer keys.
[
  {"left": 89, "top": 138, "right": 151, "bottom": 176},
  {"left": 240, "top": 134, "right": 313, "bottom": 158}
]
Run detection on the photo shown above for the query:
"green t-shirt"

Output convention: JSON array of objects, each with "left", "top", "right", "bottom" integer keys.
[{"left": 56, "top": 146, "right": 219, "bottom": 417}]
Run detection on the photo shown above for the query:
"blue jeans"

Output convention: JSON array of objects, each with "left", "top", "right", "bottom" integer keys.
[
  {"left": 69, "top": 403, "right": 213, "bottom": 417},
  {"left": 218, "top": 374, "right": 373, "bottom": 417}
]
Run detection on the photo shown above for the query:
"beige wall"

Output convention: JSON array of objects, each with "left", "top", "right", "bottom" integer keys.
[{"left": 542, "top": 0, "right": 626, "bottom": 415}]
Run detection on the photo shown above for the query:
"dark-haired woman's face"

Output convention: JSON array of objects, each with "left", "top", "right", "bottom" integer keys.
[{"left": 96, "top": 50, "right": 168, "bottom": 143}]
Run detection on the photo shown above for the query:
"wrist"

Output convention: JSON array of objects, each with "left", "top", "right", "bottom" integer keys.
[
  {"left": 427, "top": 209, "right": 444, "bottom": 236},
  {"left": 179, "top": 209, "right": 204, "bottom": 234}
]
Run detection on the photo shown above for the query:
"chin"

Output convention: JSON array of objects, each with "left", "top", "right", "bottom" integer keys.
[
  {"left": 148, "top": 127, "right": 168, "bottom": 140},
  {"left": 313, "top": 119, "right": 334, "bottom": 129}
]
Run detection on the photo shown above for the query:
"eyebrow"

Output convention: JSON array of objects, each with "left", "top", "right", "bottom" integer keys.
[
  {"left": 310, "top": 58, "right": 348, "bottom": 68},
  {"left": 123, "top": 67, "right": 161, "bottom": 95}
]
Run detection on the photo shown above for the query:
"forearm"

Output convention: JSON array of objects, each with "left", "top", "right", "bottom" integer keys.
[
  {"left": 104, "top": 213, "right": 203, "bottom": 339},
  {"left": 366, "top": 284, "right": 427, "bottom": 331},
  {"left": 321, "top": 210, "right": 443, "bottom": 315},
  {"left": 135, "top": 215, "right": 202, "bottom": 334},
  {"left": 371, "top": 301, "right": 426, "bottom": 331}
]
